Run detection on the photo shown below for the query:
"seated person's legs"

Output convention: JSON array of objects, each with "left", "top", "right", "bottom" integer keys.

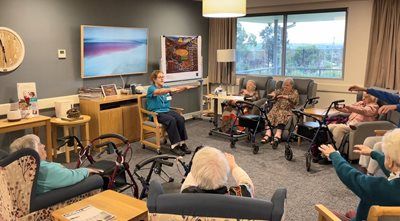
[
  {"left": 157, "top": 112, "right": 185, "bottom": 156},
  {"left": 168, "top": 110, "right": 191, "bottom": 154},
  {"left": 358, "top": 136, "right": 382, "bottom": 172},
  {"left": 366, "top": 141, "right": 383, "bottom": 175},
  {"left": 328, "top": 124, "right": 350, "bottom": 153}
]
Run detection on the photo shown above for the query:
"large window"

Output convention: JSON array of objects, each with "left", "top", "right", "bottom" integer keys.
[{"left": 236, "top": 10, "right": 346, "bottom": 79}]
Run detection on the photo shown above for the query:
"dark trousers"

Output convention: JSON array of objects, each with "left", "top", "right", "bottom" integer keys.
[{"left": 157, "top": 111, "right": 188, "bottom": 145}]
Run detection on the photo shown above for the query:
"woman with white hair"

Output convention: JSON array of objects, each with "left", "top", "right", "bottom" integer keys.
[
  {"left": 319, "top": 128, "right": 400, "bottom": 221},
  {"left": 181, "top": 146, "right": 254, "bottom": 197},
  {"left": 10, "top": 134, "right": 101, "bottom": 194},
  {"left": 262, "top": 78, "right": 299, "bottom": 145}
]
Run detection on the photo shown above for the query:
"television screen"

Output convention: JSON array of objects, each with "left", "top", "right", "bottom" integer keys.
[{"left": 81, "top": 25, "right": 148, "bottom": 78}]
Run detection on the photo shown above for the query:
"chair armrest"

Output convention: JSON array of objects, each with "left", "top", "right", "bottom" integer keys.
[
  {"left": 170, "top": 107, "right": 184, "bottom": 115},
  {"left": 270, "top": 188, "right": 287, "bottom": 221},
  {"left": 368, "top": 206, "right": 400, "bottom": 221},
  {"left": 140, "top": 108, "right": 158, "bottom": 117},
  {"left": 30, "top": 174, "right": 103, "bottom": 212},
  {"left": 374, "top": 130, "right": 389, "bottom": 136},
  {"left": 315, "top": 204, "right": 341, "bottom": 221}
]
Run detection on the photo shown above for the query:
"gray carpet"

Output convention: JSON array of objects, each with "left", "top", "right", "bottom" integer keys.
[{"left": 63, "top": 119, "right": 358, "bottom": 220}]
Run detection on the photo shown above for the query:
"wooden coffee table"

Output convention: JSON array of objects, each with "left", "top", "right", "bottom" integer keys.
[{"left": 52, "top": 190, "right": 148, "bottom": 221}]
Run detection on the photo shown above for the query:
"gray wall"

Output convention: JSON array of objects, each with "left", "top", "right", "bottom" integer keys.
[
  {"left": 0, "top": 0, "right": 208, "bottom": 149},
  {"left": 0, "top": 0, "right": 208, "bottom": 107}
]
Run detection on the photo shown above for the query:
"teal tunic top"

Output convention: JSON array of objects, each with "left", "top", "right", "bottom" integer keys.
[
  {"left": 330, "top": 151, "right": 400, "bottom": 221},
  {"left": 37, "top": 160, "right": 89, "bottom": 194},
  {"left": 146, "top": 84, "right": 171, "bottom": 113}
]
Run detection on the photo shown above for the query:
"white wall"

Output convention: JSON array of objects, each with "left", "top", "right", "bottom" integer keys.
[{"left": 246, "top": 0, "right": 373, "bottom": 107}]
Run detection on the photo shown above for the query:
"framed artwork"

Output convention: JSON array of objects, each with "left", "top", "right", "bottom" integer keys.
[
  {"left": 101, "top": 84, "right": 118, "bottom": 97},
  {"left": 81, "top": 25, "right": 148, "bottom": 78},
  {"left": 17, "top": 82, "right": 39, "bottom": 117},
  {"left": 160, "top": 35, "right": 202, "bottom": 82}
]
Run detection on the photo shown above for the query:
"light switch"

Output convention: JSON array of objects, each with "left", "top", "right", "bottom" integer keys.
[{"left": 58, "top": 49, "right": 66, "bottom": 59}]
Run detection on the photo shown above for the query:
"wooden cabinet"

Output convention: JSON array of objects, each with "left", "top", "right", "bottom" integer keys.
[{"left": 80, "top": 95, "right": 141, "bottom": 144}]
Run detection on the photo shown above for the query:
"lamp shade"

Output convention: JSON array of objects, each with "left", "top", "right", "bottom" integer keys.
[
  {"left": 203, "top": 0, "right": 246, "bottom": 18},
  {"left": 217, "top": 49, "right": 236, "bottom": 62}
]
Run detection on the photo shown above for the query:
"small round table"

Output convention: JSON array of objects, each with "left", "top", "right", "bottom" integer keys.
[{"left": 50, "top": 115, "right": 91, "bottom": 163}]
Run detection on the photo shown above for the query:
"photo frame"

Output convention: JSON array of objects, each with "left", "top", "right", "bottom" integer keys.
[{"left": 101, "top": 84, "right": 118, "bottom": 97}]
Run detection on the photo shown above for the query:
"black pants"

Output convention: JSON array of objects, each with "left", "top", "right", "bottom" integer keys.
[{"left": 157, "top": 111, "right": 188, "bottom": 145}]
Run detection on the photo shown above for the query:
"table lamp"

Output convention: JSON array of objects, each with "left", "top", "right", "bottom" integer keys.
[{"left": 217, "top": 49, "right": 236, "bottom": 94}]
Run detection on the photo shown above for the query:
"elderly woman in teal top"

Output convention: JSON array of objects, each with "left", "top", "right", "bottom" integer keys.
[
  {"left": 9, "top": 134, "right": 101, "bottom": 194},
  {"left": 146, "top": 70, "right": 196, "bottom": 156},
  {"left": 319, "top": 129, "right": 400, "bottom": 221}
]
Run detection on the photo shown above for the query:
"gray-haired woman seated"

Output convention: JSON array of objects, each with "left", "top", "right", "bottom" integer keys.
[
  {"left": 181, "top": 146, "right": 254, "bottom": 197},
  {"left": 319, "top": 128, "right": 400, "bottom": 221},
  {"left": 10, "top": 134, "right": 101, "bottom": 194}
]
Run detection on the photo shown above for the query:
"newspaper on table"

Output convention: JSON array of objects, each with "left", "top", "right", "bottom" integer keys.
[{"left": 62, "top": 205, "right": 115, "bottom": 221}]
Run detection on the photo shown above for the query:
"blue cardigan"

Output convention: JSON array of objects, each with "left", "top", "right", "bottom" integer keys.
[
  {"left": 366, "top": 88, "right": 400, "bottom": 112},
  {"left": 330, "top": 151, "right": 400, "bottom": 221}
]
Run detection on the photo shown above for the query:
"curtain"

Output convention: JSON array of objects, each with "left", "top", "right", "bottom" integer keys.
[
  {"left": 365, "top": 0, "right": 400, "bottom": 89},
  {"left": 208, "top": 18, "right": 237, "bottom": 84}
]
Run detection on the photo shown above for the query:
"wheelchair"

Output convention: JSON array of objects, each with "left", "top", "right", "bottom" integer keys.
[
  {"left": 229, "top": 97, "right": 276, "bottom": 154},
  {"left": 58, "top": 134, "right": 140, "bottom": 197},
  {"left": 284, "top": 98, "right": 344, "bottom": 171}
]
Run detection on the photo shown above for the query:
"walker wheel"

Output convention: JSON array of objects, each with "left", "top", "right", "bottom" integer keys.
[
  {"left": 252, "top": 145, "right": 259, "bottom": 154},
  {"left": 230, "top": 140, "right": 236, "bottom": 149},
  {"left": 306, "top": 152, "right": 312, "bottom": 172},
  {"left": 272, "top": 141, "right": 279, "bottom": 150},
  {"left": 284, "top": 145, "right": 293, "bottom": 161}
]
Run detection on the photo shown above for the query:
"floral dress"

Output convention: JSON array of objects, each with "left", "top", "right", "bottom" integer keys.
[{"left": 267, "top": 89, "right": 299, "bottom": 126}]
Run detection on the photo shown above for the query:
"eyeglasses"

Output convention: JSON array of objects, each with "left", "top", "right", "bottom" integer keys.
[{"left": 157, "top": 76, "right": 165, "bottom": 79}]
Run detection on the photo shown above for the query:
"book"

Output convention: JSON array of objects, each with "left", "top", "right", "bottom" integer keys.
[
  {"left": 62, "top": 205, "right": 115, "bottom": 221},
  {"left": 17, "top": 82, "right": 39, "bottom": 118}
]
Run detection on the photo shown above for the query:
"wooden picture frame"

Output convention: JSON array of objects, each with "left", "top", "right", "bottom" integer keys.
[{"left": 101, "top": 84, "right": 118, "bottom": 97}]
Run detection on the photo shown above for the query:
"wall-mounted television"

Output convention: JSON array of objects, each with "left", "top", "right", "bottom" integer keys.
[{"left": 81, "top": 25, "right": 148, "bottom": 78}]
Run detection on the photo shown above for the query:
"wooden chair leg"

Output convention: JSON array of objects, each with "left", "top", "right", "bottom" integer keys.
[
  {"left": 63, "top": 126, "right": 70, "bottom": 163},
  {"left": 155, "top": 128, "right": 161, "bottom": 148}
]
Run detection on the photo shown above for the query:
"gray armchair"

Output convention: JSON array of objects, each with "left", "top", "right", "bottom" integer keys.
[
  {"left": 147, "top": 180, "right": 287, "bottom": 221},
  {"left": 0, "top": 148, "right": 103, "bottom": 221},
  {"left": 238, "top": 75, "right": 276, "bottom": 114}
]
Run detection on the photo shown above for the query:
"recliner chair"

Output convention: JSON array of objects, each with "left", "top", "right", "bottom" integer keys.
[
  {"left": 147, "top": 180, "right": 287, "bottom": 221},
  {"left": 0, "top": 148, "right": 103, "bottom": 221}
]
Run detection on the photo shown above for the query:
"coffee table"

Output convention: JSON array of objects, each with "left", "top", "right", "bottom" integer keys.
[{"left": 52, "top": 190, "right": 148, "bottom": 221}]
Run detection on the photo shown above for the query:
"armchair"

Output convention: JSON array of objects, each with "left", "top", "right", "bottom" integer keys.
[
  {"left": 0, "top": 148, "right": 103, "bottom": 221},
  {"left": 315, "top": 204, "right": 400, "bottom": 221},
  {"left": 138, "top": 94, "right": 184, "bottom": 153},
  {"left": 275, "top": 78, "right": 318, "bottom": 138},
  {"left": 238, "top": 75, "right": 276, "bottom": 114},
  {"left": 147, "top": 180, "right": 287, "bottom": 221},
  {"left": 339, "top": 90, "right": 400, "bottom": 161}
]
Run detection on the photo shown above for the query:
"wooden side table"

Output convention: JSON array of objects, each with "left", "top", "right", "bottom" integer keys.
[
  {"left": 52, "top": 190, "right": 148, "bottom": 221},
  {"left": 50, "top": 115, "right": 91, "bottom": 163},
  {"left": 0, "top": 115, "right": 53, "bottom": 161}
]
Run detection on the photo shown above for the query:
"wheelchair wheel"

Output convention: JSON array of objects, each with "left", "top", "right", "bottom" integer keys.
[
  {"left": 284, "top": 144, "right": 293, "bottom": 161},
  {"left": 306, "top": 152, "right": 312, "bottom": 172},
  {"left": 252, "top": 145, "right": 259, "bottom": 154}
]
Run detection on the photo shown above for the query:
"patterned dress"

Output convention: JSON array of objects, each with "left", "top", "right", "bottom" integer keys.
[{"left": 267, "top": 89, "right": 299, "bottom": 126}]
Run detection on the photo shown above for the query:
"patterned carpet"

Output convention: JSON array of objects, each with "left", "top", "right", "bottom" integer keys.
[{"left": 63, "top": 119, "right": 359, "bottom": 220}]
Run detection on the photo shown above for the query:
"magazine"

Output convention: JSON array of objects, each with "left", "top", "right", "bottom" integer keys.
[
  {"left": 62, "top": 205, "right": 115, "bottom": 221},
  {"left": 17, "top": 82, "right": 39, "bottom": 118}
]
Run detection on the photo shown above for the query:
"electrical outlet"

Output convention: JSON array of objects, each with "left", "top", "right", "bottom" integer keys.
[{"left": 58, "top": 49, "right": 66, "bottom": 59}]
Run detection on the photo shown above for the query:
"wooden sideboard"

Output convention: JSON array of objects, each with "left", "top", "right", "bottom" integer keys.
[{"left": 80, "top": 95, "right": 141, "bottom": 145}]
